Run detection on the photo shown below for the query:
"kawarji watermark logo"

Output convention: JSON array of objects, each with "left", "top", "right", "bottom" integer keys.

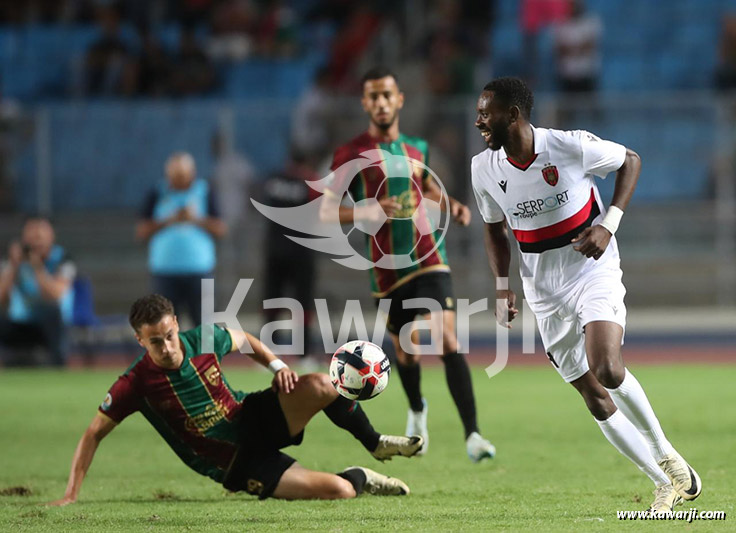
[
  {"left": 251, "top": 149, "right": 451, "bottom": 270},
  {"left": 200, "top": 278, "right": 539, "bottom": 380}
]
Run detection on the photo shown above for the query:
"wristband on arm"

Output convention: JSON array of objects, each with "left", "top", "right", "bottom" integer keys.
[
  {"left": 599, "top": 205, "right": 624, "bottom": 235},
  {"left": 268, "top": 359, "right": 288, "bottom": 374}
]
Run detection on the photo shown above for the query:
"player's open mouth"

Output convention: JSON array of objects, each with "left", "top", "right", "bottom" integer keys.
[{"left": 479, "top": 130, "right": 491, "bottom": 142}]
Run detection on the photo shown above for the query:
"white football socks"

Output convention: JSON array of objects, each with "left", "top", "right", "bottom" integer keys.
[
  {"left": 596, "top": 409, "right": 670, "bottom": 487},
  {"left": 605, "top": 368, "right": 675, "bottom": 462}
]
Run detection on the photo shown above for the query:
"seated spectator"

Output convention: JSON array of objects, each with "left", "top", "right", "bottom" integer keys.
[
  {"left": 208, "top": 0, "right": 256, "bottom": 62},
  {"left": 254, "top": 0, "right": 299, "bottom": 58},
  {"left": 84, "top": 3, "right": 134, "bottom": 96},
  {"left": 133, "top": 25, "right": 173, "bottom": 97},
  {"left": 170, "top": 27, "right": 218, "bottom": 97},
  {"left": 0, "top": 216, "right": 76, "bottom": 367}
]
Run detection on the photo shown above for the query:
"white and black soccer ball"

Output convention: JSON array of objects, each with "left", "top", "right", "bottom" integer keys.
[{"left": 329, "top": 340, "right": 390, "bottom": 401}]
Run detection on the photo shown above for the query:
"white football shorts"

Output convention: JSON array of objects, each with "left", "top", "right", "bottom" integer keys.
[{"left": 535, "top": 268, "right": 627, "bottom": 382}]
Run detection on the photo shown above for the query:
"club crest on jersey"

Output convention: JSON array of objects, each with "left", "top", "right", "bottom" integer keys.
[
  {"left": 101, "top": 392, "right": 112, "bottom": 411},
  {"left": 542, "top": 164, "right": 559, "bottom": 186},
  {"left": 204, "top": 365, "right": 221, "bottom": 387}
]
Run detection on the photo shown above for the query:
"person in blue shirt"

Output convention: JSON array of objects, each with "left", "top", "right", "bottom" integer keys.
[
  {"left": 0, "top": 216, "right": 76, "bottom": 366},
  {"left": 136, "top": 152, "right": 227, "bottom": 327}
]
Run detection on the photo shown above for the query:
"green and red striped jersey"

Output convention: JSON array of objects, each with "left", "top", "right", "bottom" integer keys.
[
  {"left": 98, "top": 325, "right": 245, "bottom": 483},
  {"left": 329, "top": 132, "right": 450, "bottom": 296}
]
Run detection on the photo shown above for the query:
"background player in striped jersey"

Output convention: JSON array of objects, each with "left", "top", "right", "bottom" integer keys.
[
  {"left": 321, "top": 66, "right": 495, "bottom": 462},
  {"left": 46, "top": 294, "right": 423, "bottom": 505},
  {"left": 472, "top": 77, "right": 702, "bottom": 513}
]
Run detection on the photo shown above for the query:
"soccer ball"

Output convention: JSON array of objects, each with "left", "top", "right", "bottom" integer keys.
[{"left": 329, "top": 340, "right": 390, "bottom": 401}]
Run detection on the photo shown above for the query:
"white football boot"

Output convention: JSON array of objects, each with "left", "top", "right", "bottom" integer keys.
[
  {"left": 371, "top": 435, "right": 424, "bottom": 461},
  {"left": 406, "top": 399, "right": 428, "bottom": 455},
  {"left": 466, "top": 431, "right": 496, "bottom": 463},
  {"left": 648, "top": 484, "right": 683, "bottom": 514},
  {"left": 345, "top": 466, "right": 410, "bottom": 496},
  {"left": 657, "top": 451, "right": 702, "bottom": 501}
]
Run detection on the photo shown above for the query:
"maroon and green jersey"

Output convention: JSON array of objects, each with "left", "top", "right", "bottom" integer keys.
[
  {"left": 98, "top": 325, "right": 245, "bottom": 483},
  {"left": 329, "top": 131, "right": 450, "bottom": 297}
]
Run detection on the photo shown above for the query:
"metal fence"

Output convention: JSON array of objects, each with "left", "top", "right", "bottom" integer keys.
[{"left": 0, "top": 92, "right": 734, "bottom": 311}]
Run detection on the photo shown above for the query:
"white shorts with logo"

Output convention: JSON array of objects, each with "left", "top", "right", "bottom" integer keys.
[{"left": 535, "top": 269, "right": 627, "bottom": 383}]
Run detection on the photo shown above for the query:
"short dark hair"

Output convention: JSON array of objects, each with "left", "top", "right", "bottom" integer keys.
[
  {"left": 22, "top": 213, "right": 53, "bottom": 226},
  {"left": 361, "top": 66, "right": 398, "bottom": 87},
  {"left": 129, "top": 294, "right": 175, "bottom": 333},
  {"left": 483, "top": 77, "right": 534, "bottom": 119}
]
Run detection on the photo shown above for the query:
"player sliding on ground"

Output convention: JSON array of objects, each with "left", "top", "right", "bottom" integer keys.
[
  {"left": 471, "top": 77, "right": 702, "bottom": 513},
  {"left": 47, "top": 294, "right": 423, "bottom": 505}
]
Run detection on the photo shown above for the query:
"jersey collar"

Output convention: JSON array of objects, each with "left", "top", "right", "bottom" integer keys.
[{"left": 500, "top": 125, "right": 547, "bottom": 169}]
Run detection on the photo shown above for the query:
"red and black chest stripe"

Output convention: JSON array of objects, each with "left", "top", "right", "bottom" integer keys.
[{"left": 511, "top": 189, "right": 600, "bottom": 253}]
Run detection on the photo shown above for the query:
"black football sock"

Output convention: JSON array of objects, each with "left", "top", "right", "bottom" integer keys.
[
  {"left": 442, "top": 352, "right": 479, "bottom": 439},
  {"left": 395, "top": 360, "right": 424, "bottom": 412},
  {"left": 337, "top": 467, "right": 367, "bottom": 496},
  {"left": 323, "top": 395, "right": 381, "bottom": 451}
]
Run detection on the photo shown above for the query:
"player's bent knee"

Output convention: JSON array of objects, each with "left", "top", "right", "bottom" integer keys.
[
  {"left": 591, "top": 361, "right": 624, "bottom": 389},
  {"left": 299, "top": 373, "right": 336, "bottom": 400},
  {"left": 328, "top": 477, "right": 357, "bottom": 499}
]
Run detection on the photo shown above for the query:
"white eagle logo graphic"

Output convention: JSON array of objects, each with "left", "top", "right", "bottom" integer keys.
[{"left": 251, "top": 149, "right": 450, "bottom": 271}]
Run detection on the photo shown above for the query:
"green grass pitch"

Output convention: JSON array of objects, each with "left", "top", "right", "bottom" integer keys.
[{"left": 1, "top": 364, "right": 734, "bottom": 532}]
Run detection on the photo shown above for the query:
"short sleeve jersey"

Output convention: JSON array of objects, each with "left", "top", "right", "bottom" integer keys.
[
  {"left": 98, "top": 325, "right": 245, "bottom": 483},
  {"left": 328, "top": 132, "right": 449, "bottom": 297},
  {"left": 471, "top": 126, "right": 626, "bottom": 317}
]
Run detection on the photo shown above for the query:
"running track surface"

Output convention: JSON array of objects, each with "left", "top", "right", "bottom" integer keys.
[{"left": 63, "top": 344, "right": 736, "bottom": 369}]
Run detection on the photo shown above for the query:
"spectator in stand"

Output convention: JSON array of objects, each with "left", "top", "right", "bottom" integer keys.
[
  {"left": 254, "top": 0, "right": 299, "bottom": 58},
  {"left": 520, "top": 0, "right": 571, "bottom": 88},
  {"left": 133, "top": 25, "right": 172, "bottom": 97},
  {"left": 83, "top": 3, "right": 134, "bottom": 96},
  {"left": 553, "top": 0, "right": 602, "bottom": 94},
  {"left": 208, "top": 0, "right": 256, "bottom": 62},
  {"left": 715, "top": 14, "right": 736, "bottom": 91},
  {"left": 136, "top": 152, "right": 227, "bottom": 327},
  {"left": 170, "top": 27, "right": 218, "bottom": 97},
  {"left": 0, "top": 216, "right": 76, "bottom": 367},
  {"left": 424, "top": 0, "right": 487, "bottom": 97},
  {"left": 179, "top": 0, "right": 218, "bottom": 27}
]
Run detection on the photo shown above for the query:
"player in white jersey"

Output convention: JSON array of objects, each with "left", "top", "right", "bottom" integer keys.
[{"left": 471, "top": 77, "right": 702, "bottom": 514}]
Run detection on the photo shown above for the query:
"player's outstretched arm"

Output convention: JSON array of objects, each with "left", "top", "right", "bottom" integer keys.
[
  {"left": 227, "top": 329, "right": 298, "bottom": 393},
  {"left": 46, "top": 413, "right": 117, "bottom": 506},
  {"left": 484, "top": 221, "right": 518, "bottom": 327}
]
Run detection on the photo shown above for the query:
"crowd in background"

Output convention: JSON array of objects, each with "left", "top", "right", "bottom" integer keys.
[
  {"left": 2, "top": 0, "right": 736, "bottom": 366},
  {"left": 0, "top": 0, "right": 496, "bottom": 98}
]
